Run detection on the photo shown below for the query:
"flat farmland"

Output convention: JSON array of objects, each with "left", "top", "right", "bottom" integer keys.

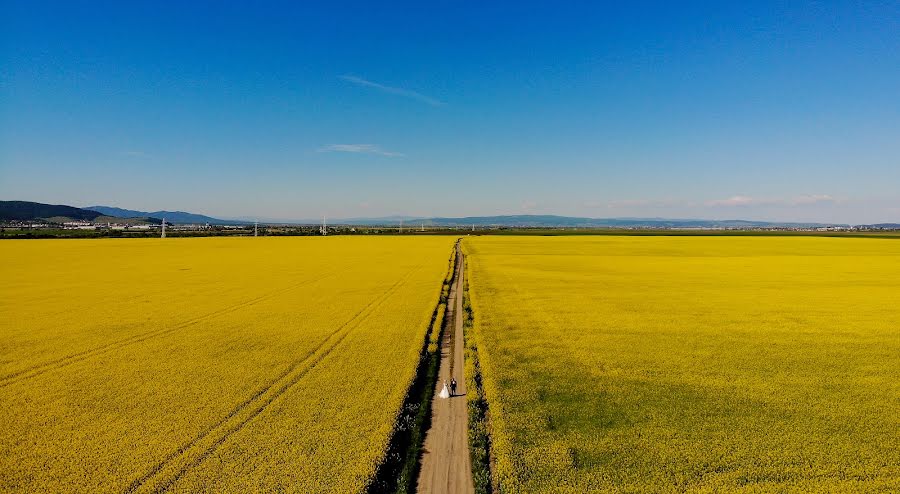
[
  {"left": 0, "top": 236, "right": 456, "bottom": 492},
  {"left": 463, "top": 236, "right": 900, "bottom": 493}
]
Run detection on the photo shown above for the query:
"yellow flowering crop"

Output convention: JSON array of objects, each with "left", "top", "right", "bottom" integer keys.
[
  {"left": 462, "top": 235, "right": 900, "bottom": 493},
  {"left": 0, "top": 236, "right": 456, "bottom": 493}
]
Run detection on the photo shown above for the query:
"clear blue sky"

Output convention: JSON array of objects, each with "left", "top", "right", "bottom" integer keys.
[{"left": 1, "top": 1, "right": 898, "bottom": 223}]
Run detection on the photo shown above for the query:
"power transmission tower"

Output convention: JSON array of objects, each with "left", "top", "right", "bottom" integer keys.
[
  {"left": 321, "top": 215, "right": 327, "bottom": 236},
  {"left": 399, "top": 219, "right": 403, "bottom": 234},
  {"left": 161, "top": 218, "right": 166, "bottom": 238},
  {"left": 254, "top": 221, "right": 258, "bottom": 237}
]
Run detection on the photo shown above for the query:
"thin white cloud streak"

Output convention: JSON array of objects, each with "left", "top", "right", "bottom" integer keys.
[
  {"left": 318, "top": 144, "right": 404, "bottom": 157},
  {"left": 606, "top": 199, "right": 688, "bottom": 208},
  {"left": 580, "top": 195, "right": 839, "bottom": 211},
  {"left": 581, "top": 199, "right": 692, "bottom": 209},
  {"left": 789, "top": 194, "right": 835, "bottom": 205},
  {"left": 339, "top": 75, "right": 444, "bottom": 106},
  {"left": 705, "top": 194, "right": 837, "bottom": 207},
  {"left": 705, "top": 195, "right": 758, "bottom": 207}
]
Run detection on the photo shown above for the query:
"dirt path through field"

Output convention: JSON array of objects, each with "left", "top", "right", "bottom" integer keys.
[{"left": 417, "top": 245, "right": 474, "bottom": 494}]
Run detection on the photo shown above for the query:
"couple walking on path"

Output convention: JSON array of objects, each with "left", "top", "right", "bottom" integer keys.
[
  {"left": 439, "top": 377, "right": 458, "bottom": 399},
  {"left": 417, "top": 249, "right": 475, "bottom": 493}
]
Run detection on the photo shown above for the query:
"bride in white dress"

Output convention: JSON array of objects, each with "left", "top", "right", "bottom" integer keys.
[{"left": 438, "top": 379, "right": 450, "bottom": 399}]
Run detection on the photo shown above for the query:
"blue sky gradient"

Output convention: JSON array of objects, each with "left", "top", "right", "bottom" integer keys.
[{"left": 2, "top": 1, "right": 898, "bottom": 222}]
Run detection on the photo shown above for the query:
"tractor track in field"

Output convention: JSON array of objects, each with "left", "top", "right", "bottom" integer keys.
[
  {"left": 126, "top": 263, "right": 426, "bottom": 494},
  {"left": 0, "top": 270, "right": 339, "bottom": 389}
]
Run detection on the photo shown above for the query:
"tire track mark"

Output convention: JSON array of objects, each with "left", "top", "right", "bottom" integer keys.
[
  {"left": 128, "top": 263, "right": 424, "bottom": 493},
  {"left": 126, "top": 262, "right": 427, "bottom": 494},
  {"left": 0, "top": 270, "right": 338, "bottom": 389}
]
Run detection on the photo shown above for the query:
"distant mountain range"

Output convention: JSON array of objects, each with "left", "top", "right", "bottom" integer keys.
[
  {"left": 335, "top": 215, "right": 851, "bottom": 229},
  {"left": 0, "top": 201, "right": 163, "bottom": 225},
  {"left": 87, "top": 206, "right": 247, "bottom": 225},
  {"left": 0, "top": 201, "right": 106, "bottom": 222},
  {"left": 4, "top": 201, "right": 895, "bottom": 229}
]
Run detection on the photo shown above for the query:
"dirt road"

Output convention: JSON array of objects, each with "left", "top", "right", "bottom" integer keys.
[{"left": 417, "top": 246, "right": 474, "bottom": 494}]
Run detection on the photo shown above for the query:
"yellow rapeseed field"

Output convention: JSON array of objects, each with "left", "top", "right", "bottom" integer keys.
[
  {"left": 462, "top": 236, "right": 900, "bottom": 493},
  {"left": 0, "top": 236, "right": 456, "bottom": 493}
]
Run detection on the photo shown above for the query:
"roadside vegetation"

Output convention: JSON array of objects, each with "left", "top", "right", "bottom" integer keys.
[
  {"left": 368, "top": 244, "right": 458, "bottom": 494},
  {"left": 461, "top": 256, "right": 495, "bottom": 494}
]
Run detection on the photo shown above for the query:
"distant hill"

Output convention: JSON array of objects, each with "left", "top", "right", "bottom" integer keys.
[
  {"left": 0, "top": 201, "right": 105, "bottom": 222},
  {"left": 87, "top": 206, "right": 247, "bottom": 225},
  {"left": 5, "top": 203, "right": 879, "bottom": 229},
  {"left": 0, "top": 201, "right": 161, "bottom": 225},
  {"left": 337, "top": 214, "right": 847, "bottom": 229},
  {"left": 333, "top": 215, "right": 423, "bottom": 226},
  {"left": 93, "top": 215, "right": 163, "bottom": 226}
]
